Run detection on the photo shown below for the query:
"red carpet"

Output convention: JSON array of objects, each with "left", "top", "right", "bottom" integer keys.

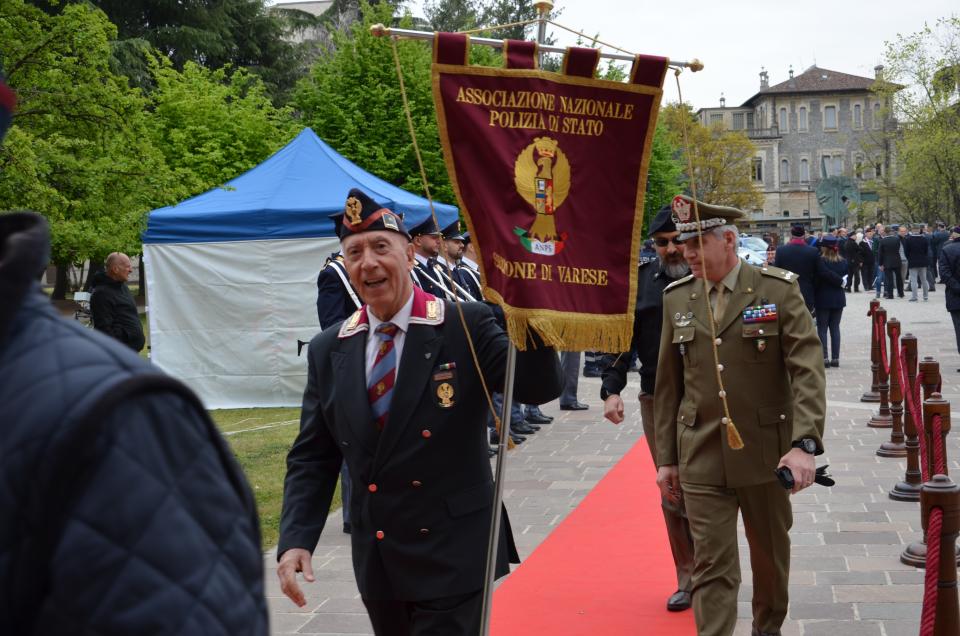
[{"left": 492, "top": 436, "right": 696, "bottom": 635}]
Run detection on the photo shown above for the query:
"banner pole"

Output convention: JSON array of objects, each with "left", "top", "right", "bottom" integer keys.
[
  {"left": 480, "top": 342, "right": 518, "bottom": 635},
  {"left": 371, "top": 24, "right": 703, "bottom": 72}
]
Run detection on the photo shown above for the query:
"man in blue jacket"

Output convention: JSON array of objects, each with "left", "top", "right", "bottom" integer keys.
[{"left": 774, "top": 224, "right": 826, "bottom": 312}]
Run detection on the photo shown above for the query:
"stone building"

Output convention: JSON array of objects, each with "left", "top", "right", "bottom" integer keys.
[
  {"left": 271, "top": 0, "right": 334, "bottom": 43},
  {"left": 697, "top": 65, "right": 896, "bottom": 235}
]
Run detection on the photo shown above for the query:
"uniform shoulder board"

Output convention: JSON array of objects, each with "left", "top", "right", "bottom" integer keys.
[
  {"left": 663, "top": 274, "right": 694, "bottom": 292},
  {"left": 759, "top": 265, "right": 798, "bottom": 283},
  {"left": 638, "top": 259, "right": 654, "bottom": 269}
]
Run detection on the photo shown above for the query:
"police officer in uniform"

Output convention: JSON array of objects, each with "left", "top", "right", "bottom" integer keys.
[
  {"left": 409, "top": 217, "right": 455, "bottom": 299},
  {"left": 654, "top": 195, "right": 826, "bottom": 636},
  {"left": 454, "top": 231, "right": 483, "bottom": 302},
  {"left": 277, "top": 188, "right": 561, "bottom": 635},
  {"left": 601, "top": 204, "right": 695, "bottom": 612}
]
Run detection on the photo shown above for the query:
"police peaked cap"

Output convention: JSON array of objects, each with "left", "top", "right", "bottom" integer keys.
[
  {"left": 409, "top": 216, "right": 442, "bottom": 237},
  {"left": 337, "top": 188, "right": 409, "bottom": 240},
  {"left": 647, "top": 204, "right": 677, "bottom": 236},
  {"left": 442, "top": 219, "right": 466, "bottom": 241}
]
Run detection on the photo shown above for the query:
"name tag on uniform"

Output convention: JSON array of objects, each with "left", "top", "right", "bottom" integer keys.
[
  {"left": 742, "top": 304, "right": 778, "bottom": 323},
  {"left": 432, "top": 362, "right": 458, "bottom": 408}
]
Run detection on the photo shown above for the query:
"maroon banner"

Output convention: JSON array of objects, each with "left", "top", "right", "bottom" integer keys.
[{"left": 432, "top": 34, "right": 668, "bottom": 351}]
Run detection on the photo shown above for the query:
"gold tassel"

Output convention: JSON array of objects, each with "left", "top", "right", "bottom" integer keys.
[{"left": 726, "top": 420, "right": 745, "bottom": 450}]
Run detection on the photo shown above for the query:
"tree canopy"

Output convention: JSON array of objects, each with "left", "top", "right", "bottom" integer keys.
[
  {"left": 874, "top": 16, "right": 960, "bottom": 223},
  {"left": 660, "top": 102, "right": 764, "bottom": 211}
]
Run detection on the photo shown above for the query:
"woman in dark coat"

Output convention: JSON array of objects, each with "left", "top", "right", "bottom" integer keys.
[{"left": 816, "top": 235, "right": 848, "bottom": 367}]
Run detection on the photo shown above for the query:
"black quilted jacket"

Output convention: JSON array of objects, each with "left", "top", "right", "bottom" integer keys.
[{"left": 0, "top": 213, "right": 268, "bottom": 635}]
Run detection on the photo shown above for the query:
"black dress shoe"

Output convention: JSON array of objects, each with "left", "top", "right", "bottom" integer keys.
[
  {"left": 489, "top": 430, "right": 500, "bottom": 445},
  {"left": 343, "top": 522, "right": 352, "bottom": 535},
  {"left": 525, "top": 413, "right": 552, "bottom": 424},
  {"left": 666, "top": 590, "right": 691, "bottom": 612},
  {"left": 512, "top": 423, "right": 537, "bottom": 434},
  {"left": 488, "top": 447, "right": 497, "bottom": 457},
  {"left": 830, "top": 359, "right": 839, "bottom": 368},
  {"left": 559, "top": 401, "right": 589, "bottom": 411},
  {"left": 510, "top": 433, "right": 526, "bottom": 444}
]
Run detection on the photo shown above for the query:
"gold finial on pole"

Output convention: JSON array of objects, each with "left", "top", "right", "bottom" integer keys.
[{"left": 370, "top": 23, "right": 390, "bottom": 37}]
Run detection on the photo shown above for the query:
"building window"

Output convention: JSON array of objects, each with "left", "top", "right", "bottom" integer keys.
[
  {"left": 873, "top": 103, "right": 882, "bottom": 129},
  {"left": 751, "top": 157, "right": 763, "bottom": 182},
  {"left": 821, "top": 154, "right": 843, "bottom": 177},
  {"left": 780, "top": 159, "right": 790, "bottom": 184},
  {"left": 779, "top": 107, "right": 788, "bottom": 132},
  {"left": 752, "top": 208, "right": 764, "bottom": 218},
  {"left": 875, "top": 161, "right": 883, "bottom": 178},
  {"left": 824, "top": 105, "right": 837, "bottom": 130},
  {"left": 798, "top": 107, "right": 808, "bottom": 131},
  {"left": 783, "top": 210, "right": 790, "bottom": 217},
  {"left": 732, "top": 112, "right": 744, "bottom": 130},
  {"left": 803, "top": 210, "right": 810, "bottom": 217},
  {"left": 746, "top": 112, "right": 755, "bottom": 129},
  {"left": 710, "top": 113, "right": 723, "bottom": 126},
  {"left": 800, "top": 158, "right": 809, "bottom": 182},
  {"left": 853, "top": 104, "right": 862, "bottom": 129},
  {"left": 854, "top": 153, "right": 865, "bottom": 179}
]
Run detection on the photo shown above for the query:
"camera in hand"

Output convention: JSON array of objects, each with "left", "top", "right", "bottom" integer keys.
[{"left": 775, "top": 465, "right": 835, "bottom": 489}]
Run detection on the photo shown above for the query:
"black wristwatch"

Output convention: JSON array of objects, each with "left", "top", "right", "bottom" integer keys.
[{"left": 792, "top": 438, "right": 819, "bottom": 455}]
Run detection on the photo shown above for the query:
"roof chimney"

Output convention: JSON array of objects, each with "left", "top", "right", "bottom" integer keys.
[
  {"left": 760, "top": 67, "right": 769, "bottom": 89},
  {"left": 874, "top": 64, "right": 884, "bottom": 80},
  {"left": 720, "top": 92, "right": 726, "bottom": 108},
  {"left": 789, "top": 65, "right": 794, "bottom": 79}
]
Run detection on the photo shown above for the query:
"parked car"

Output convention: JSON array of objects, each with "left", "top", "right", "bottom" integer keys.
[{"left": 738, "top": 235, "right": 769, "bottom": 265}]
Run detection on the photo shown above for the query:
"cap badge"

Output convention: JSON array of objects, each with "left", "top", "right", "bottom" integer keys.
[
  {"left": 345, "top": 196, "right": 363, "bottom": 225},
  {"left": 383, "top": 213, "right": 399, "bottom": 232},
  {"left": 672, "top": 196, "right": 692, "bottom": 223}
]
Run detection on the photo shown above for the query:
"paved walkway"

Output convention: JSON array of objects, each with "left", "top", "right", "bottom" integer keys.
[{"left": 265, "top": 287, "right": 960, "bottom": 635}]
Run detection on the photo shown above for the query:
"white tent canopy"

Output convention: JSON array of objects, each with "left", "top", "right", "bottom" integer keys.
[{"left": 143, "top": 128, "right": 458, "bottom": 408}]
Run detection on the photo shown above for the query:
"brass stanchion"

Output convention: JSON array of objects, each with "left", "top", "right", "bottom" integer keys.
[
  {"left": 877, "top": 318, "right": 905, "bottom": 456},
  {"left": 920, "top": 474, "right": 960, "bottom": 636},
  {"left": 869, "top": 308, "right": 892, "bottom": 428},
  {"left": 891, "top": 334, "right": 921, "bottom": 499},
  {"left": 861, "top": 299, "right": 881, "bottom": 402}
]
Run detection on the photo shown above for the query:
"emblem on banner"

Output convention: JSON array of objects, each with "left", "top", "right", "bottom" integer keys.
[{"left": 513, "top": 137, "right": 571, "bottom": 256}]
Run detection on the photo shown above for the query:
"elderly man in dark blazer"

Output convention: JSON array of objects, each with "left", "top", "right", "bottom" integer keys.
[{"left": 277, "top": 188, "right": 561, "bottom": 636}]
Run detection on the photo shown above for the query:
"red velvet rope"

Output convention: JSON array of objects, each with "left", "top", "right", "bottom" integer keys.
[
  {"left": 878, "top": 315, "right": 890, "bottom": 375},
  {"left": 910, "top": 369, "right": 931, "bottom": 483},
  {"left": 921, "top": 506, "right": 943, "bottom": 636},
  {"left": 933, "top": 414, "right": 946, "bottom": 476}
]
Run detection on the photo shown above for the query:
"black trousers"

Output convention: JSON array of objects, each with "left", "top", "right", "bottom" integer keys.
[
  {"left": 846, "top": 261, "right": 861, "bottom": 291},
  {"left": 363, "top": 591, "right": 482, "bottom": 636},
  {"left": 816, "top": 307, "right": 843, "bottom": 360},
  {"left": 952, "top": 310, "right": 960, "bottom": 356},
  {"left": 884, "top": 267, "right": 904, "bottom": 298}
]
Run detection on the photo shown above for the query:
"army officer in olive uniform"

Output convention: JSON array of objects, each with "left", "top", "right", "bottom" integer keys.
[
  {"left": 277, "top": 188, "right": 561, "bottom": 636},
  {"left": 654, "top": 195, "right": 826, "bottom": 636}
]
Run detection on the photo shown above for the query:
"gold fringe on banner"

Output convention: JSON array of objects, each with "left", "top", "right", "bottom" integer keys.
[{"left": 486, "top": 289, "right": 633, "bottom": 353}]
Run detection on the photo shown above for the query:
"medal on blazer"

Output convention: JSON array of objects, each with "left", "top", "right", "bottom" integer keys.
[
  {"left": 432, "top": 362, "right": 458, "bottom": 408},
  {"left": 756, "top": 338, "right": 767, "bottom": 353}
]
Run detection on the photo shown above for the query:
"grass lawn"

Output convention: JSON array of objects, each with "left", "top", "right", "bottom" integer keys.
[{"left": 208, "top": 408, "right": 342, "bottom": 550}]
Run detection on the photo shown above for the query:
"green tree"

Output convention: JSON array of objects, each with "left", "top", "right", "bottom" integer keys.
[
  {"left": 874, "top": 16, "right": 960, "bottom": 223},
  {"left": 28, "top": 0, "right": 304, "bottom": 100},
  {"left": 660, "top": 102, "right": 764, "bottom": 211},
  {"left": 293, "top": 2, "right": 456, "bottom": 204},
  {"left": 643, "top": 122, "right": 686, "bottom": 229},
  {"left": 146, "top": 58, "right": 296, "bottom": 198},
  {"left": 0, "top": 0, "right": 178, "bottom": 297}
]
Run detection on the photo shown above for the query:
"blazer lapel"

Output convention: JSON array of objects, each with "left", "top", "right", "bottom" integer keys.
[
  {"left": 332, "top": 335, "right": 379, "bottom": 456},
  {"left": 372, "top": 322, "right": 444, "bottom": 473},
  {"left": 717, "top": 265, "right": 760, "bottom": 335}
]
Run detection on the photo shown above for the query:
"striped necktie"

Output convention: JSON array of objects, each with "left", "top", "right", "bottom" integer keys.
[{"left": 368, "top": 323, "right": 399, "bottom": 430}]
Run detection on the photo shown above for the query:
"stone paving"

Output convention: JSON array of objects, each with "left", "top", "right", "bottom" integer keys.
[{"left": 264, "top": 287, "right": 960, "bottom": 635}]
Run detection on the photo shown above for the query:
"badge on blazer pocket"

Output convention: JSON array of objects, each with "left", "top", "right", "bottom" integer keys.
[{"left": 431, "top": 362, "right": 459, "bottom": 409}]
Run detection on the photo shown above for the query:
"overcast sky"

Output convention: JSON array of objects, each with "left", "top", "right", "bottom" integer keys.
[{"left": 397, "top": 0, "right": 957, "bottom": 108}]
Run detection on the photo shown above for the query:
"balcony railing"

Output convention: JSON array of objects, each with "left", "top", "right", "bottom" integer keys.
[{"left": 745, "top": 127, "right": 782, "bottom": 139}]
